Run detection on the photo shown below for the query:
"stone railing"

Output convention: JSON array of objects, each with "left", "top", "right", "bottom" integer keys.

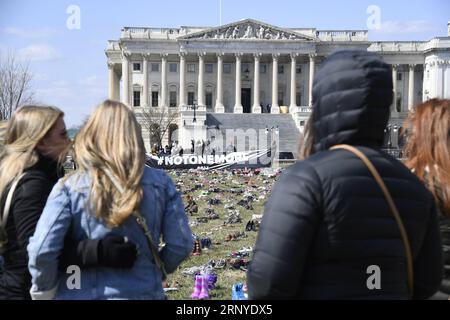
[
  {"left": 316, "top": 30, "right": 368, "bottom": 41},
  {"left": 368, "top": 41, "right": 426, "bottom": 52},
  {"left": 297, "top": 106, "right": 312, "bottom": 113},
  {"left": 421, "top": 37, "right": 450, "bottom": 51},
  {"left": 120, "top": 27, "right": 187, "bottom": 39},
  {"left": 106, "top": 40, "right": 120, "bottom": 51}
]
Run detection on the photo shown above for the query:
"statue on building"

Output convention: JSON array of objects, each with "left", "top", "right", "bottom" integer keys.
[
  {"left": 225, "top": 27, "right": 232, "bottom": 39},
  {"left": 232, "top": 26, "right": 240, "bottom": 39},
  {"left": 258, "top": 26, "right": 265, "bottom": 39},
  {"left": 243, "top": 25, "right": 254, "bottom": 39}
]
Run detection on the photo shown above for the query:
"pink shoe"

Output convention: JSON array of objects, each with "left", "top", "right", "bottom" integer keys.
[
  {"left": 198, "top": 274, "right": 209, "bottom": 299},
  {"left": 191, "top": 275, "right": 202, "bottom": 299}
]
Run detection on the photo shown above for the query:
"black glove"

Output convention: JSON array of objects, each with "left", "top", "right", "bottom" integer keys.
[{"left": 98, "top": 234, "right": 138, "bottom": 269}]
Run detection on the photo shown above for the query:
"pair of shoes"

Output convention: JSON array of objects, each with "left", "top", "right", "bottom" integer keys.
[
  {"left": 207, "top": 273, "right": 218, "bottom": 290},
  {"left": 201, "top": 238, "right": 212, "bottom": 250},
  {"left": 245, "top": 220, "right": 254, "bottom": 231},
  {"left": 232, "top": 283, "right": 247, "bottom": 300},
  {"left": 225, "top": 234, "right": 236, "bottom": 242},
  {"left": 192, "top": 240, "right": 202, "bottom": 256},
  {"left": 214, "top": 259, "right": 226, "bottom": 269},
  {"left": 191, "top": 274, "right": 209, "bottom": 299},
  {"left": 245, "top": 220, "right": 259, "bottom": 231},
  {"left": 197, "top": 217, "right": 209, "bottom": 223}
]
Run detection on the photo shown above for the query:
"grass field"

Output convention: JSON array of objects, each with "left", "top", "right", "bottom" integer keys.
[{"left": 163, "top": 168, "right": 282, "bottom": 300}]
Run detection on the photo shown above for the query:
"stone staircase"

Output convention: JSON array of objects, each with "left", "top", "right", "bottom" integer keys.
[{"left": 205, "top": 113, "right": 300, "bottom": 157}]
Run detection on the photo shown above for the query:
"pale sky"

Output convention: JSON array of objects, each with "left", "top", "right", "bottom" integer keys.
[{"left": 0, "top": 0, "right": 449, "bottom": 127}]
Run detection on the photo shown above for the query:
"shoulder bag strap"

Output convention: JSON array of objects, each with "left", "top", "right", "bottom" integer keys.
[
  {"left": 102, "top": 167, "right": 167, "bottom": 279},
  {"left": 1, "top": 172, "right": 27, "bottom": 229},
  {"left": 330, "top": 144, "right": 414, "bottom": 297},
  {"left": 132, "top": 211, "right": 167, "bottom": 279}
]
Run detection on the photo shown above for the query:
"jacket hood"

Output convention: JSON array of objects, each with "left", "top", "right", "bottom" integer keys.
[{"left": 311, "top": 50, "right": 393, "bottom": 152}]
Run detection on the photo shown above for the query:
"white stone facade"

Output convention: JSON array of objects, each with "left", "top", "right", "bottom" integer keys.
[{"left": 105, "top": 19, "right": 450, "bottom": 151}]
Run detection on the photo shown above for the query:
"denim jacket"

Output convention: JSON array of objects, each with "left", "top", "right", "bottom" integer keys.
[{"left": 27, "top": 166, "right": 193, "bottom": 300}]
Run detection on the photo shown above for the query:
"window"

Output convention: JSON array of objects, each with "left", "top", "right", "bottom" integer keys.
[
  {"left": 152, "top": 91, "right": 159, "bottom": 107},
  {"left": 133, "top": 63, "right": 141, "bottom": 72},
  {"left": 205, "top": 93, "right": 213, "bottom": 109},
  {"left": 205, "top": 64, "right": 213, "bottom": 73},
  {"left": 397, "top": 73, "right": 402, "bottom": 81},
  {"left": 169, "top": 63, "right": 177, "bottom": 73},
  {"left": 296, "top": 93, "right": 302, "bottom": 106},
  {"left": 396, "top": 97, "right": 402, "bottom": 112},
  {"left": 151, "top": 63, "right": 159, "bottom": 72},
  {"left": 278, "top": 91, "right": 284, "bottom": 106},
  {"left": 300, "top": 120, "right": 305, "bottom": 126},
  {"left": 188, "top": 92, "right": 195, "bottom": 105},
  {"left": 260, "top": 64, "right": 267, "bottom": 74},
  {"left": 169, "top": 91, "right": 177, "bottom": 107},
  {"left": 296, "top": 65, "right": 302, "bottom": 74},
  {"left": 188, "top": 64, "right": 196, "bottom": 73},
  {"left": 133, "top": 91, "right": 140, "bottom": 107},
  {"left": 278, "top": 65, "right": 284, "bottom": 74},
  {"left": 241, "top": 64, "right": 250, "bottom": 79},
  {"left": 224, "top": 64, "right": 232, "bottom": 74}
]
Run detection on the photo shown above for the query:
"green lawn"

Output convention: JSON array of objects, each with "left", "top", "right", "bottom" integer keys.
[{"left": 164, "top": 168, "right": 282, "bottom": 300}]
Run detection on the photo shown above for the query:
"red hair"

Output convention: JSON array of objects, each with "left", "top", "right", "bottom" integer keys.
[{"left": 404, "top": 99, "right": 450, "bottom": 216}]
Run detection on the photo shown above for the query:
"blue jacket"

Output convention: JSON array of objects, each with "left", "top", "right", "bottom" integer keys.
[{"left": 27, "top": 166, "right": 193, "bottom": 300}]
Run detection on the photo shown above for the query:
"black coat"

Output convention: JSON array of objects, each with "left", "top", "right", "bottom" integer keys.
[
  {"left": 247, "top": 51, "right": 442, "bottom": 300},
  {"left": 0, "top": 154, "right": 100, "bottom": 300}
]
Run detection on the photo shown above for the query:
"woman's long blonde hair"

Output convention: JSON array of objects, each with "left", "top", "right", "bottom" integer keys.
[
  {"left": 74, "top": 100, "right": 145, "bottom": 227},
  {"left": 403, "top": 98, "right": 450, "bottom": 216},
  {"left": 0, "top": 106, "right": 64, "bottom": 199}
]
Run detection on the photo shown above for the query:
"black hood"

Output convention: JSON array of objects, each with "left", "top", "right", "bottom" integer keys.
[{"left": 312, "top": 50, "right": 393, "bottom": 152}]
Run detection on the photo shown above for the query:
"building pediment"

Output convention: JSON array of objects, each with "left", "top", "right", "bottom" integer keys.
[{"left": 178, "top": 19, "right": 315, "bottom": 41}]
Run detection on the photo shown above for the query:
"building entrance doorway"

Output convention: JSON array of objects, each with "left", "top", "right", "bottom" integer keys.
[{"left": 241, "top": 88, "right": 251, "bottom": 113}]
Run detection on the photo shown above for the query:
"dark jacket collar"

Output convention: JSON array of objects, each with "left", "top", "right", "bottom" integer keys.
[
  {"left": 27, "top": 153, "right": 64, "bottom": 182},
  {"left": 311, "top": 50, "right": 393, "bottom": 152}
]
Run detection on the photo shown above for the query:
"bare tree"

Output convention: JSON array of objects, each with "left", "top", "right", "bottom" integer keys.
[
  {"left": 0, "top": 50, "right": 34, "bottom": 120},
  {"left": 138, "top": 106, "right": 179, "bottom": 149}
]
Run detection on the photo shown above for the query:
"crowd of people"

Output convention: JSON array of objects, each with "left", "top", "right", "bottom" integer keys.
[
  {"left": 150, "top": 138, "right": 238, "bottom": 158},
  {"left": 0, "top": 50, "right": 448, "bottom": 300}
]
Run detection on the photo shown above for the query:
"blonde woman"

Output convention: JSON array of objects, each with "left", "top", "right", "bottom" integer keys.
[
  {"left": 403, "top": 99, "right": 450, "bottom": 299},
  {"left": 0, "top": 106, "right": 137, "bottom": 300},
  {"left": 27, "top": 100, "right": 193, "bottom": 300}
]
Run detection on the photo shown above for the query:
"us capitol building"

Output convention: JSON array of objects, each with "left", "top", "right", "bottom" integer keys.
[{"left": 105, "top": 19, "right": 450, "bottom": 156}]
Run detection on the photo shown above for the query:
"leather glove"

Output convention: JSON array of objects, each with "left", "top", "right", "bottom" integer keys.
[{"left": 98, "top": 234, "right": 138, "bottom": 268}]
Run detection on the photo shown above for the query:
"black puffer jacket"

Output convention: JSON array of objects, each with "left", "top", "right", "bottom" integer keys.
[{"left": 247, "top": 50, "right": 442, "bottom": 300}]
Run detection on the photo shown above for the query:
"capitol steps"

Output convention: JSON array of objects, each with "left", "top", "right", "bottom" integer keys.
[{"left": 205, "top": 113, "right": 300, "bottom": 157}]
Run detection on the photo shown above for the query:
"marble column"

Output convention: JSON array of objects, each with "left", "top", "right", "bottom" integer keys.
[
  {"left": 308, "top": 53, "right": 316, "bottom": 106},
  {"left": 289, "top": 53, "right": 298, "bottom": 113},
  {"left": 215, "top": 53, "right": 225, "bottom": 113},
  {"left": 234, "top": 53, "right": 243, "bottom": 113},
  {"left": 271, "top": 54, "right": 280, "bottom": 114},
  {"left": 108, "top": 62, "right": 116, "bottom": 100},
  {"left": 392, "top": 64, "right": 398, "bottom": 115},
  {"left": 179, "top": 53, "right": 186, "bottom": 108},
  {"left": 160, "top": 53, "right": 168, "bottom": 108},
  {"left": 121, "top": 51, "right": 130, "bottom": 106},
  {"left": 197, "top": 53, "right": 205, "bottom": 110},
  {"left": 142, "top": 54, "right": 149, "bottom": 107},
  {"left": 252, "top": 53, "right": 261, "bottom": 113},
  {"left": 408, "top": 64, "right": 415, "bottom": 111}
]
